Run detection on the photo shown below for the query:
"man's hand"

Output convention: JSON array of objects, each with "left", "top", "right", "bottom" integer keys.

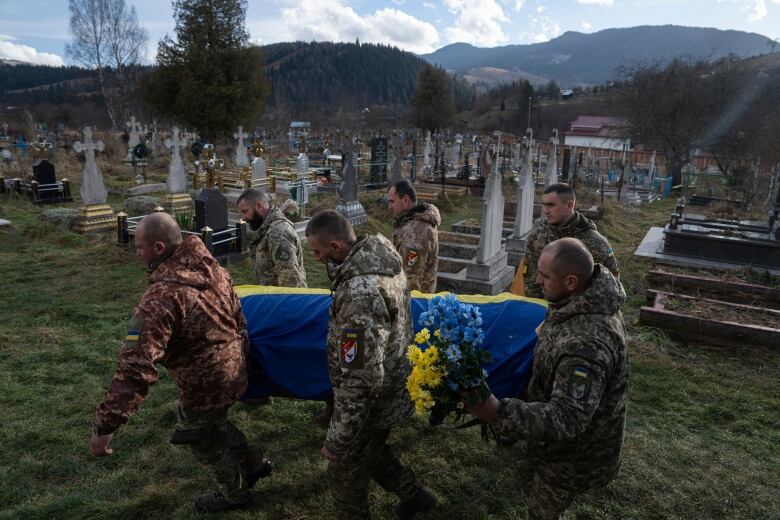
[
  {"left": 90, "top": 433, "right": 114, "bottom": 456},
  {"left": 320, "top": 446, "right": 338, "bottom": 461},
  {"left": 465, "top": 393, "right": 500, "bottom": 423}
]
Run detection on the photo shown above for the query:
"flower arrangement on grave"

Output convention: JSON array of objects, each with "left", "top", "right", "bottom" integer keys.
[
  {"left": 280, "top": 198, "right": 300, "bottom": 222},
  {"left": 406, "top": 294, "right": 494, "bottom": 430}
]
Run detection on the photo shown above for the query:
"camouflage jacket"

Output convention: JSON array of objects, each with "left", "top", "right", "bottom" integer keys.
[
  {"left": 522, "top": 211, "right": 619, "bottom": 298},
  {"left": 492, "top": 265, "right": 629, "bottom": 489},
  {"left": 249, "top": 206, "right": 307, "bottom": 288},
  {"left": 94, "top": 236, "right": 249, "bottom": 435},
  {"left": 392, "top": 203, "right": 441, "bottom": 293},
  {"left": 324, "top": 234, "right": 414, "bottom": 456}
]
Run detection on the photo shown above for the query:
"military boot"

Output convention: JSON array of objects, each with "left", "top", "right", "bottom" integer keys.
[
  {"left": 396, "top": 486, "right": 437, "bottom": 519},
  {"left": 245, "top": 458, "right": 273, "bottom": 489},
  {"left": 194, "top": 491, "right": 248, "bottom": 514}
]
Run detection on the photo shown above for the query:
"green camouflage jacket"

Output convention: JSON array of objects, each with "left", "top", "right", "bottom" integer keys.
[
  {"left": 392, "top": 203, "right": 441, "bottom": 293},
  {"left": 523, "top": 211, "right": 619, "bottom": 298},
  {"left": 249, "top": 206, "right": 307, "bottom": 288},
  {"left": 493, "top": 265, "right": 629, "bottom": 490},
  {"left": 324, "top": 234, "right": 414, "bottom": 456}
]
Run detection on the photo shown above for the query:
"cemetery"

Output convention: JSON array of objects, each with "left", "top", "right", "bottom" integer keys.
[{"left": 1, "top": 3, "right": 779, "bottom": 518}]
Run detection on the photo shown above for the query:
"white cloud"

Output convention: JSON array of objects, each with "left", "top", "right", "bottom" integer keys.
[
  {"left": 0, "top": 34, "right": 17, "bottom": 41},
  {"left": 278, "top": 0, "right": 440, "bottom": 54},
  {"left": 0, "top": 41, "right": 63, "bottom": 66},
  {"left": 581, "top": 20, "right": 593, "bottom": 30},
  {"left": 514, "top": 0, "right": 526, "bottom": 10},
  {"left": 537, "top": 5, "right": 547, "bottom": 11},
  {"left": 519, "top": 15, "right": 562, "bottom": 43},
  {"left": 748, "top": 0, "right": 768, "bottom": 20},
  {"left": 576, "top": 0, "right": 615, "bottom": 5},
  {"left": 392, "top": 0, "right": 405, "bottom": 4},
  {"left": 443, "top": 0, "right": 510, "bottom": 46},
  {"left": 422, "top": 1, "right": 436, "bottom": 8}
]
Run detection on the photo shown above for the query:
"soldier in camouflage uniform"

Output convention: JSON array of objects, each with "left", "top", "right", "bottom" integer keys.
[
  {"left": 512, "top": 182, "right": 619, "bottom": 298},
  {"left": 90, "top": 212, "right": 271, "bottom": 514},
  {"left": 237, "top": 188, "right": 307, "bottom": 287},
  {"left": 469, "top": 238, "right": 629, "bottom": 520},
  {"left": 305, "top": 209, "right": 437, "bottom": 520},
  {"left": 388, "top": 180, "right": 441, "bottom": 293}
]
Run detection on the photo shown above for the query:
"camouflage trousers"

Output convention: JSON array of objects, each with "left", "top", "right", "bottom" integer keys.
[
  {"left": 327, "top": 428, "right": 418, "bottom": 520},
  {"left": 171, "top": 405, "right": 264, "bottom": 503},
  {"left": 516, "top": 459, "right": 583, "bottom": 520}
]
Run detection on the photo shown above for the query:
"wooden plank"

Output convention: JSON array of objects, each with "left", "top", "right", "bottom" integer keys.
[{"left": 647, "top": 268, "right": 780, "bottom": 309}]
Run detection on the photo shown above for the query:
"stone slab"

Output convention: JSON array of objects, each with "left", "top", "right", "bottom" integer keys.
[
  {"left": 437, "top": 265, "right": 515, "bottom": 296},
  {"left": 634, "top": 226, "right": 780, "bottom": 276},
  {"left": 127, "top": 183, "right": 167, "bottom": 196}
]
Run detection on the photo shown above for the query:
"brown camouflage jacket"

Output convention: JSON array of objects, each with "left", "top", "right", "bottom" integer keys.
[
  {"left": 522, "top": 211, "right": 619, "bottom": 298},
  {"left": 324, "top": 234, "right": 414, "bottom": 456},
  {"left": 94, "top": 235, "right": 249, "bottom": 435},
  {"left": 392, "top": 202, "right": 440, "bottom": 293},
  {"left": 249, "top": 206, "right": 307, "bottom": 288},
  {"left": 493, "top": 265, "right": 629, "bottom": 490}
]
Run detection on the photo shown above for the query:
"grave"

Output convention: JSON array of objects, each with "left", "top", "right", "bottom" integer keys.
[
  {"left": 22, "top": 159, "right": 73, "bottom": 204},
  {"left": 335, "top": 149, "right": 368, "bottom": 226},
  {"left": 635, "top": 193, "right": 780, "bottom": 274},
  {"left": 505, "top": 130, "right": 536, "bottom": 265},
  {"left": 163, "top": 126, "right": 193, "bottom": 213},
  {"left": 437, "top": 134, "right": 515, "bottom": 295},
  {"left": 72, "top": 127, "right": 114, "bottom": 234}
]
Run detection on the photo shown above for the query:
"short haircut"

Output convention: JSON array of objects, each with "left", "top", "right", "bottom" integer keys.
[
  {"left": 544, "top": 237, "right": 594, "bottom": 282},
  {"left": 237, "top": 188, "right": 268, "bottom": 205},
  {"left": 137, "top": 212, "right": 182, "bottom": 249},
  {"left": 543, "top": 182, "right": 576, "bottom": 203},
  {"left": 389, "top": 179, "right": 416, "bottom": 203},
  {"left": 305, "top": 209, "right": 356, "bottom": 245}
]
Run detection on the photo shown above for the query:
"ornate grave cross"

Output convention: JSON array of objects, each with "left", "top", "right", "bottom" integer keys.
[
  {"left": 126, "top": 116, "right": 142, "bottom": 148},
  {"left": 73, "top": 126, "right": 107, "bottom": 205},
  {"left": 165, "top": 126, "right": 188, "bottom": 193},
  {"left": 233, "top": 126, "right": 249, "bottom": 167}
]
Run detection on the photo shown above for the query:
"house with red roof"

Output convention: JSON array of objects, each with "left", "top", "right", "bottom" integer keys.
[{"left": 563, "top": 115, "right": 630, "bottom": 152}]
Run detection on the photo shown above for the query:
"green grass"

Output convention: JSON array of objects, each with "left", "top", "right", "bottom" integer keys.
[{"left": 0, "top": 194, "right": 778, "bottom": 519}]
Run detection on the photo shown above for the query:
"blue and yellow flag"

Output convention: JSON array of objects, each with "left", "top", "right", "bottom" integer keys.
[{"left": 237, "top": 287, "right": 547, "bottom": 401}]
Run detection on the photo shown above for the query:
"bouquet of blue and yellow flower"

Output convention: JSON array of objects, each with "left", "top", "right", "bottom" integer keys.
[{"left": 406, "top": 294, "right": 493, "bottom": 428}]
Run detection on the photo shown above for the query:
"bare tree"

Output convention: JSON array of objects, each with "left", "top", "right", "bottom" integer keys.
[{"left": 66, "top": 0, "right": 148, "bottom": 129}]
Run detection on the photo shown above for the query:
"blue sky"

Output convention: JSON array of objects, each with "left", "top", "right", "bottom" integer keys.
[{"left": 1, "top": 0, "right": 779, "bottom": 66}]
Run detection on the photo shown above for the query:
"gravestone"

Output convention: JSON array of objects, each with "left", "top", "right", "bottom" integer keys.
[
  {"left": 370, "top": 137, "right": 388, "bottom": 185},
  {"left": 423, "top": 131, "right": 432, "bottom": 175},
  {"left": 251, "top": 156, "right": 267, "bottom": 183},
  {"left": 126, "top": 116, "right": 142, "bottom": 158},
  {"left": 195, "top": 188, "right": 229, "bottom": 232},
  {"left": 233, "top": 126, "right": 249, "bottom": 167},
  {"left": 545, "top": 129, "right": 559, "bottom": 187},
  {"left": 163, "top": 126, "right": 192, "bottom": 213},
  {"left": 505, "top": 132, "right": 536, "bottom": 265},
  {"left": 73, "top": 126, "right": 114, "bottom": 233},
  {"left": 151, "top": 121, "right": 162, "bottom": 151},
  {"left": 336, "top": 149, "right": 367, "bottom": 225},
  {"left": 32, "top": 160, "right": 59, "bottom": 202}
]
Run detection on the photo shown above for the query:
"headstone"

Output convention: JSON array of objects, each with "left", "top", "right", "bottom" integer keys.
[
  {"left": 544, "top": 129, "right": 559, "bottom": 187},
  {"left": 165, "top": 126, "right": 187, "bottom": 193},
  {"left": 194, "top": 188, "right": 228, "bottom": 232},
  {"left": 32, "top": 159, "right": 59, "bottom": 202},
  {"left": 126, "top": 116, "right": 142, "bottom": 155},
  {"left": 423, "top": 131, "right": 432, "bottom": 174},
  {"left": 251, "top": 156, "right": 267, "bottom": 183},
  {"left": 233, "top": 126, "right": 249, "bottom": 167},
  {"left": 475, "top": 137, "right": 505, "bottom": 264},
  {"left": 505, "top": 134, "right": 536, "bottom": 264},
  {"left": 370, "top": 137, "right": 388, "bottom": 184},
  {"left": 151, "top": 120, "right": 162, "bottom": 151},
  {"left": 336, "top": 149, "right": 368, "bottom": 226},
  {"left": 73, "top": 127, "right": 107, "bottom": 205}
]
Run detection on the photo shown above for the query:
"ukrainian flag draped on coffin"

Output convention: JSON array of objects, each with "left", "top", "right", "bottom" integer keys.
[{"left": 237, "top": 286, "right": 547, "bottom": 401}]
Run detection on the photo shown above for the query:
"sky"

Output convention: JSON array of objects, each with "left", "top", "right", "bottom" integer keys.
[{"left": 1, "top": 0, "right": 779, "bottom": 67}]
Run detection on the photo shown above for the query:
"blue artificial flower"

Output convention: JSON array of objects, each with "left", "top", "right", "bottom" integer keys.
[
  {"left": 445, "top": 345, "right": 462, "bottom": 363},
  {"left": 447, "top": 378, "right": 459, "bottom": 391}
]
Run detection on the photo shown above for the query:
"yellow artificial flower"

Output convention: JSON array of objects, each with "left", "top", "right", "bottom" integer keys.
[{"left": 434, "top": 329, "right": 441, "bottom": 338}]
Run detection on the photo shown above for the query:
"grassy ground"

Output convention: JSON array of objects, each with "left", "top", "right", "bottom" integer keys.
[{"left": 0, "top": 190, "right": 778, "bottom": 520}]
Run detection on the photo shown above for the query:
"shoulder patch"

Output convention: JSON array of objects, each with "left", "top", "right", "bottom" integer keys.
[
  {"left": 406, "top": 250, "right": 419, "bottom": 267},
  {"left": 340, "top": 329, "right": 365, "bottom": 369},
  {"left": 124, "top": 314, "right": 144, "bottom": 348},
  {"left": 569, "top": 366, "right": 591, "bottom": 400},
  {"left": 275, "top": 242, "right": 293, "bottom": 262},
  {"left": 607, "top": 246, "right": 614, "bottom": 256}
]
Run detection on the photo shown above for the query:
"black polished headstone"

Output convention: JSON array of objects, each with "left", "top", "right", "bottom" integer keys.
[
  {"left": 369, "top": 137, "right": 387, "bottom": 185},
  {"left": 194, "top": 188, "right": 228, "bottom": 232},
  {"left": 33, "top": 159, "right": 60, "bottom": 202}
]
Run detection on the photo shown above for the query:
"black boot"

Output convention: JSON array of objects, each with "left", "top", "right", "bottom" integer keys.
[
  {"left": 245, "top": 458, "right": 273, "bottom": 489},
  {"left": 397, "top": 486, "right": 437, "bottom": 519},
  {"left": 194, "top": 491, "right": 248, "bottom": 514}
]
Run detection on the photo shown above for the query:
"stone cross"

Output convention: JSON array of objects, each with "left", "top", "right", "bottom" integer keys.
[
  {"left": 545, "top": 128, "right": 559, "bottom": 187},
  {"left": 233, "top": 126, "right": 249, "bottom": 167},
  {"left": 513, "top": 129, "right": 535, "bottom": 240},
  {"left": 338, "top": 149, "right": 359, "bottom": 203},
  {"left": 475, "top": 134, "right": 505, "bottom": 264},
  {"left": 126, "top": 116, "right": 142, "bottom": 148},
  {"left": 165, "top": 126, "right": 188, "bottom": 193},
  {"left": 423, "top": 131, "right": 432, "bottom": 171},
  {"left": 73, "top": 126, "right": 107, "bottom": 205}
]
